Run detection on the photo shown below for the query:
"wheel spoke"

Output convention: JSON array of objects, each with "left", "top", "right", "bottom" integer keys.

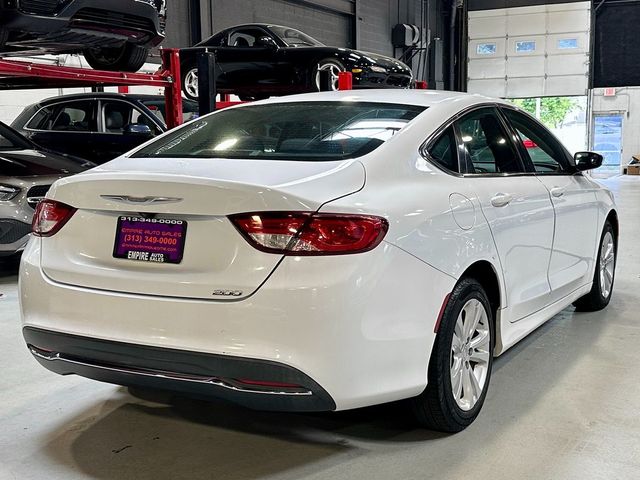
[
  {"left": 469, "top": 329, "right": 489, "bottom": 350},
  {"left": 469, "top": 349, "right": 490, "bottom": 364},
  {"left": 461, "top": 303, "right": 474, "bottom": 339},
  {"left": 452, "top": 363, "right": 463, "bottom": 400},
  {"left": 467, "top": 303, "right": 482, "bottom": 340},
  {"left": 468, "top": 368, "right": 482, "bottom": 401},
  {"left": 461, "top": 364, "right": 472, "bottom": 401}
]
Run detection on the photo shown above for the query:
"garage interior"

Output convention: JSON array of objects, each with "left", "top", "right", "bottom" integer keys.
[{"left": 2, "top": 0, "right": 640, "bottom": 479}]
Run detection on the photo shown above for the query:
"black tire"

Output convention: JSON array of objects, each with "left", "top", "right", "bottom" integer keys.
[
  {"left": 313, "top": 58, "right": 345, "bottom": 91},
  {"left": 410, "top": 278, "right": 494, "bottom": 432},
  {"left": 181, "top": 63, "right": 198, "bottom": 100},
  {"left": 84, "top": 43, "right": 149, "bottom": 72},
  {"left": 573, "top": 221, "right": 617, "bottom": 312}
]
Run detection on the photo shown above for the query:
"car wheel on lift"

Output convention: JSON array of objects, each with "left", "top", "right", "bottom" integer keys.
[
  {"left": 181, "top": 64, "right": 199, "bottom": 100},
  {"left": 313, "top": 58, "right": 345, "bottom": 91},
  {"left": 84, "top": 43, "right": 149, "bottom": 72}
]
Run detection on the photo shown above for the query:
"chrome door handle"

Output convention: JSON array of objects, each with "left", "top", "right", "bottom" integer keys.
[
  {"left": 550, "top": 187, "right": 565, "bottom": 198},
  {"left": 490, "top": 193, "right": 513, "bottom": 207}
]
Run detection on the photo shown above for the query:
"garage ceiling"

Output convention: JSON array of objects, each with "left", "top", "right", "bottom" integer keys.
[{"left": 467, "top": 1, "right": 591, "bottom": 98}]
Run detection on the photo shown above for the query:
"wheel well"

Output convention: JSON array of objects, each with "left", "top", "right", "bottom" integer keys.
[
  {"left": 461, "top": 261, "right": 501, "bottom": 315},
  {"left": 606, "top": 210, "right": 619, "bottom": 241}
]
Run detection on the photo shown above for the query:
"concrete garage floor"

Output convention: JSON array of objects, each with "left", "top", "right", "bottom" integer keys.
[{"left": 1, "top": 176, "right": 639, "bottom": 480}]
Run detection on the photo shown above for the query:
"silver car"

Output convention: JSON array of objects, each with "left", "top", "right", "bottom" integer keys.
[{"left": 0, "top": 121, "right": 91, "bottom": 257}]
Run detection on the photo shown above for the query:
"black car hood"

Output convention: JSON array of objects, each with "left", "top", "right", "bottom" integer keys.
[
  {"left": 348, "top": 50, "right": 411, "bottom": 72},
  {"left": 0, "top": 148, "right": 92, "bottom": 177}
]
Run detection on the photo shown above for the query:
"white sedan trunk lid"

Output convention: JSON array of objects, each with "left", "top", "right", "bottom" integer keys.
[{"left": 40, "top": 158, "right": 365, "bottom": 300}]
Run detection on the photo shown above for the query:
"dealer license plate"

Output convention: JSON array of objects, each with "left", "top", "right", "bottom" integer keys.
[{"left": 113, "top": 216, "right": 187, "bottom": 264}]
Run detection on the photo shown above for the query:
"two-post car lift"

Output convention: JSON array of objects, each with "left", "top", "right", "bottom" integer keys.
[{"left": 0, "top": 48, "right": 185, "bottom": 129}]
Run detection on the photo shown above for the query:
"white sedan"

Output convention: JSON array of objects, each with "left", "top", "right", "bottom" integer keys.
[{"left": 20, "top": 90, "right": 617, "bottom": 432}]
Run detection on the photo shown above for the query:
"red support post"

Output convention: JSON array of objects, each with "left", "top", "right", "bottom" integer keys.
[
  {"left": 338, "top": 72, "right": 353, "bottom": 90},
  {"left": 415, "top": 80, "right": 428, "bottom": 89},
  {"left": 162, "top": 48, "right": 183, "bottom": 129}
]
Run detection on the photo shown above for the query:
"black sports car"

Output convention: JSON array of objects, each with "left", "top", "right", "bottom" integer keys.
[
  {"left": 180, "top": 24, "right": 414, "bottom": 100},
  {"left": 0, "top": 0, "right": 166, "bottom": 72}
]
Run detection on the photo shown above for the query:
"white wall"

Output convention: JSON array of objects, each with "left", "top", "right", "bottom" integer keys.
[
  {"left": 591, "top": 87, "right": 640, "bottom": 168},
  {"left": 0, "top": 55, "right": 164, "bottom": 124}
]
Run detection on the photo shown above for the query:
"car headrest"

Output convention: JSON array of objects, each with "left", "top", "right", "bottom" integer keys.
[
  {"left": 234, "top": 37, "right": 250, "bottom": 47},
  {"left": 53, "top": 112, "right": 71, "bottom": 130},
  {"left": 106, "top": 111, "right": 124, "bottom": 131}
]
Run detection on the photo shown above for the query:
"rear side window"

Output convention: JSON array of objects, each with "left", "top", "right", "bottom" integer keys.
[
  {"left": 428, "top": 127, "right": 459, "bottom": 172},
  {"left": 133, "top": 102, "right": 426, "bottom": 161},
  {"left": 26, "top": 107, "right": 54, "bottom": 130},
  {"left": 457, "top": 108, "right": 524, "bottom": 174}
]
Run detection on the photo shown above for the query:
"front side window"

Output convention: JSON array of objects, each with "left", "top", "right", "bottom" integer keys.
[
  {"left": 428, "top": 127, "right": 459, "bottom": 172},
  {"left": 133, "top": 102, "right": 426, "bottom": 161},
  {"left": 228, "top": 29, "right": 272, "bottom": 48},
  {"left": 269, "top": 26, "right": 324, "bottom": 47},
  {"left": 502, "top": 108, "right": 570, "bottom": 173},
  {"left": 457, "top": 108, "right": 524, "bottom": 174},
  {"left": 102, "top": 101, "right": 160, "bottom": 135}
]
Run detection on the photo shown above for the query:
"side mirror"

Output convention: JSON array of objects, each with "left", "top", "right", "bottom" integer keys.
[
  {"left": 123, "top": 123, "right": 153, "bottom": 137},
  {"left": 574, "top": 151, "right": 603, "bottom": 171}
]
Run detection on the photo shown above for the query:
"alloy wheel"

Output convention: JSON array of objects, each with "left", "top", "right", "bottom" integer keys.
[
  {"left": 599, "top": 231, "right": 615, "bottom": 298},
  {"left": 315, "top": 62, "right": 342, "bottom": 91},
  {"left": 184, "top": 68, "right": 199, "bottom": 98},
  {"left": 450, "top": 298, "right": 491, "bottom": 411}
]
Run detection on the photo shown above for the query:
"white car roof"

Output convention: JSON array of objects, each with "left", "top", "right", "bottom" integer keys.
[{"left": 253, "top": 89, "right": 509, "bottom": 109}]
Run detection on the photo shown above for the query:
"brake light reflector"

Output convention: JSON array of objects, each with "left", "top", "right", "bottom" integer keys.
[
  {"left": 230, "top": 212, "right": 388, "bottom": 255},
  {"left": 32, "top": 200, "right": 76, "bottom": 237}
]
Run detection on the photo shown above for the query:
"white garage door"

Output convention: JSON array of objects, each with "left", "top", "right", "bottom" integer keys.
[{"left": 467, "top": 1, "right": 591, "bottom": 98}]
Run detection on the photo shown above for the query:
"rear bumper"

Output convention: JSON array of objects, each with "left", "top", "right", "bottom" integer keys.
[
  {"left": 24, "top": 327, "right": 335, "bottom": 412},
  {"left": 0, "top": 0, "right": 164, "bottom": 50},
  {"left": 20, "top": 237, "right": 456, "bottom": 411}
]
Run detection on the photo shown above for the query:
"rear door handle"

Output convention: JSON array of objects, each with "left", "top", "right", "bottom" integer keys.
[
  {"left": 490, "top": 193, "right": 513, "bottom": 207},
  {"left": 550, "top": 187, "right": 565, "bottom": 198}
]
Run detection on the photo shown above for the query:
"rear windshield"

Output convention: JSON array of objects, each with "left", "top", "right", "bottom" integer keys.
[{"left": 132, "top": 102, "right": 426, "bottom": 161}]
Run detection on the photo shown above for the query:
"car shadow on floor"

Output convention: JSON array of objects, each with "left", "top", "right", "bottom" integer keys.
[{"left": 39, "top": 303, "right": 615, "bottom": 480}]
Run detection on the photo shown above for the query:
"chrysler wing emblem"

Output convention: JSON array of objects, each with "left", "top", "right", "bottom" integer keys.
[{"left": 101, "top": 195, "right": 183, "bottom": 205}]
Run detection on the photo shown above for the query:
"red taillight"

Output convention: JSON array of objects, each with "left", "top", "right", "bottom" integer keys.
[
  {"left": 229, "top": 212, "right": 388, "bottom": 255},
  {"left": 32, "top": 199, "right": 76, "bottom": 237},
  {"left": 523, "top": 139, "right": 538, "bottom": 149}
]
